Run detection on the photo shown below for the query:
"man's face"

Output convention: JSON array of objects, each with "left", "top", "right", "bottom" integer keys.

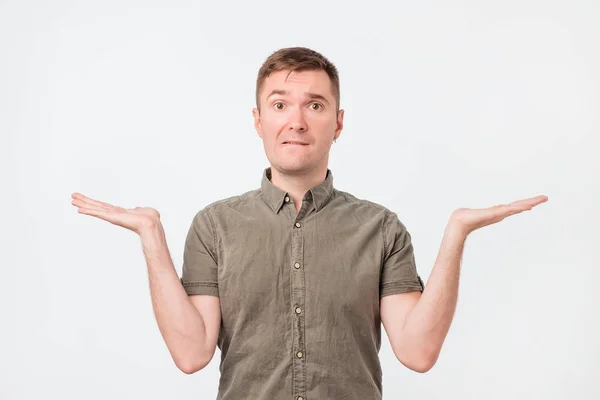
[{"left": 253, "top": 69, "right": 344, "bottom": 176}]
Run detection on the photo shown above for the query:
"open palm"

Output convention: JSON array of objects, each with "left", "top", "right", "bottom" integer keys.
[
  {"left": 71, "top": 192, "right": 160, "bottom": 234},
  {"left": 451, "top": 194, "right": 548, "bottom": 236}
]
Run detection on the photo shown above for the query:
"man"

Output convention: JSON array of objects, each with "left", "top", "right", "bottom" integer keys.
[{"left": 71, "top": 47, "right": 547, "bottom": 399}]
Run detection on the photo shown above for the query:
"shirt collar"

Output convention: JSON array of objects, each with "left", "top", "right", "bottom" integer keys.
[{"left": 260, "top": 167, "right": 335, "bottom": 214}]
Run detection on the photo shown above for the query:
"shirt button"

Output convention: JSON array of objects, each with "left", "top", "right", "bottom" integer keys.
[
  {"left": 295, "top": 307, "right": 302, "bottom": 314},
  {"left": 294, "top": 262, "right": 301, "bottom": 269},
  {"left": 285, "top": 196, "right": 290, "bottom": 202},
  {"left": 295, "top": 222, "right": 301, "bottom": 228},
  {"left": 296, "top": 351, "right": 303, "bottom": 358}
]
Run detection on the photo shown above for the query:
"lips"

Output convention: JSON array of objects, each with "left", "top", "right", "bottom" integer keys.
[{"left": 282, "top": 141, "right": 309, "bottom": 145}]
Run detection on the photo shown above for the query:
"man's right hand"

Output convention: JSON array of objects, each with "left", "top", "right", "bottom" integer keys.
[
  {"left": 71, "top": 192, "right": 160, "bottom": 235},
  {"left": 71, "top": 191, "right": 220, "bottom": 373}
]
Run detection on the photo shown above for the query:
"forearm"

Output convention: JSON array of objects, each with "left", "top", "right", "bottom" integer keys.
[
  {"left": 402, "top": 221, "right": 467, "bottom": 363},
  {"left": 139, "top": 224, "right": 211, "bottom": 370}
]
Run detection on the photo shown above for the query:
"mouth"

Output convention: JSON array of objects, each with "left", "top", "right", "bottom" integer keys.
[{"left": 282, "top": 141, "right": 309, "bottom": 146}]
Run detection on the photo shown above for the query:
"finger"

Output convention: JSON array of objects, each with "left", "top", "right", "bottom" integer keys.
[
  {"left": 509, "top": 199, "right": 539, "bottom": 208},
  {"left": 71, "top": 198, "right": 107, "bottom": 212},
  {"left": 78, "top": 208, "right": 137, "bottom": 232},
  {"left": 72, "top": 193, "right": 116, "bottom": 210},
  {"left": 506, "top": 207, "right": 529, "bottom": 217},
  {"left": 510, "top": 195, "right": 548, "bottom": 207},
  {"left": 83, "top": 197, "right": 115, "bottom": 210},
  {"left": 507, "top": 202, "right": 537, "bottom": 212},
  {"left": 77, "top": 207, "right": 112, "bottom": 220},
  {"left": 492, "top": 204, "right": 531, "bottom": 220}
]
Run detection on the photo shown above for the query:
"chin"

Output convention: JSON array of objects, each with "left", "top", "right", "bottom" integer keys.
[{"left": 272, "top": 161, "right": 312, "bottom": 174}]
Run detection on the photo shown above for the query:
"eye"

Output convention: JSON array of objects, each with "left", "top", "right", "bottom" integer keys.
[
  {"left": 274, "top": 102, "right": 285, "bottom": 110},
  {"left": 310, "top": 103, "right": 323, "bottom": 110}
]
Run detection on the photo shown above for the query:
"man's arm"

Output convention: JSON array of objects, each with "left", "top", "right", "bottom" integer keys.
[
  {"left": 380, "top": 222, "right": 464, "bottom": 373},
  {"left": 71, "top": 193, "right": 221, "bottom": 374},
  {"left": 381, "top": 195, "right": 548, "bottom": 373},
  {"left": 141, "top": 224, "right": 221, "bottom": 374}
]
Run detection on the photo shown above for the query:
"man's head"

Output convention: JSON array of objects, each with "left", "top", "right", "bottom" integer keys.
[{"left": 253, "top": 47, "right": 344, "bottom": 177}]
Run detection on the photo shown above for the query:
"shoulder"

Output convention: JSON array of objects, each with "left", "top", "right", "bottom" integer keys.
[
  {"left": 332, "top": 188, "right": 395, "bottom": 220},
  {"left": 193, "top": 189, "right": 262, "bottom": 219},
  {"left": 332, "top": 188, "right": 412, "bottom": 234},
  {"left": 331, "top": 189, "right": 410, "bottom": 247}
]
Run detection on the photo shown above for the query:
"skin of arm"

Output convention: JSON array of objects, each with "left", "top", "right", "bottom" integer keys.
[
  {"left": 71, "top": 193, "right": 221, "bottom": 374},
  {"left": 381, "top": 195, "right": 548, "bottom": 372},
  {"left": 381, "top": 221, "right": 465, "bottom": 373},
  {"left": 140, "top": 223, "right": 221, "bottom": 374}
]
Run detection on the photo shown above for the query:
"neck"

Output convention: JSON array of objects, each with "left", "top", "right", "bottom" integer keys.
[{"left": 270, "top": 166, "right": 328, "bottom": 213}]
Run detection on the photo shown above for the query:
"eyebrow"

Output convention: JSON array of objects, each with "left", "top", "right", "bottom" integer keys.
[{"left": 266, "top": 89, "right": 330, "bottom": 104}]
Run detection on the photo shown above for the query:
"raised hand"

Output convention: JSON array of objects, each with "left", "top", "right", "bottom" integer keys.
[
  {"left": 71, "top": 192, "right": 161, "bottom": 235},
  {"left": 449, "top": 194, "right": 548, "bottom": 237}
]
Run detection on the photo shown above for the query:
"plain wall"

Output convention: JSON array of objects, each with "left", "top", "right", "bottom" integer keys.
[{"left": 1, "top": 1, "right": 598, "bottom": 399}]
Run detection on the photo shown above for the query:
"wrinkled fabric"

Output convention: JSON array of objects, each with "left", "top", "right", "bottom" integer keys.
[{"left": 180, "top": 167, "right": 424, "bottom": 400}]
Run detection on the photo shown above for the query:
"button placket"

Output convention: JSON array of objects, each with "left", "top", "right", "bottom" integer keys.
[{"left": 291, "top": 210, "right": 308, "bottom": 399}]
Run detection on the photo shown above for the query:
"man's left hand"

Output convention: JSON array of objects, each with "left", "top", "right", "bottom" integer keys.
[{"left": 449, "top": 195, "right": 548, "bottom": 237}]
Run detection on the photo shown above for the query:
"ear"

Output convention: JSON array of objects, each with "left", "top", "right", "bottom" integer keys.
[
  {"left": 334, "top": 109, "right": 344, "bottom": 140},
  {"left": 252, "top": 108, "right": 263, "bottom": 139}
]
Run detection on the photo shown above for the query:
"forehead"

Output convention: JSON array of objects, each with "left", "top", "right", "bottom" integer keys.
[{"left": 261, "top": 69, "right": 333, "bottom": 97}]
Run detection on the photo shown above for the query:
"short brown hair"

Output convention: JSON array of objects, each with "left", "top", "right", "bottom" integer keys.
[{"left": 255, "top": 47, "right": 340, "bottom": 112}]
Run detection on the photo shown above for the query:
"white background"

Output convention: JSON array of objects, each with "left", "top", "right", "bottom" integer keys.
[{"left": 1, "top": 1, "right": 598, "bottom": 399}]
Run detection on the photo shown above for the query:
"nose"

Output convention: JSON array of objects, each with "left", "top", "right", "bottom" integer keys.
[{"left": 288, "top": 107, "right": 307, "bottom": 132}]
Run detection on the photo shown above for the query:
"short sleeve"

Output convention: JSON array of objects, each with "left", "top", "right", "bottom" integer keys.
[
  {"left": 180, "top": 208, "right": 219, "bottom": 297},
  {"left": 380, "top": 210, "right": 425, "bottom": 297}
]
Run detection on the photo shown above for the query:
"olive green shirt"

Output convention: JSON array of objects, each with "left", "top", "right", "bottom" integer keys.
[{"left": 180, "top": 167, "right": 424, "bottom": 400}]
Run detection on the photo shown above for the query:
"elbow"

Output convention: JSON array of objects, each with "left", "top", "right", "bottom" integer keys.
[
  {"left": 410, "top": 357, "right": 436, "bottom": 374},
  {"left": 177, "top": 362, "right": 203, "bottom": 375},
  {"left": 174, "top": 353, "right": 213, "bottom": 375},
  {"left": 177, "top": 359, "right": 209, "bottom": 375},
  {"left": 395, "top": 346, "right": 439, "bottom": 374}
]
